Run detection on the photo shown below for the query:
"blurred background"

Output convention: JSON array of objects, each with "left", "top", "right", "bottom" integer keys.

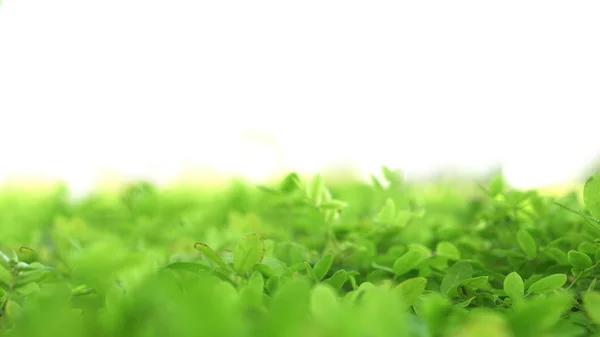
[{"left": 1, "top": 0, "right": 599, "bottom": 197}]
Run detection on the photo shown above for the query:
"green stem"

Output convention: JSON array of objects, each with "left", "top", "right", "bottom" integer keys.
[
  {"left": 566, "top": 272, "right": 583, "bottom": 291},
  {"left": 553, "top": 202, "right": 600, "bottom": 232},
  {"left": 0, "top": 262, "right": 20, "bottom": 329}
]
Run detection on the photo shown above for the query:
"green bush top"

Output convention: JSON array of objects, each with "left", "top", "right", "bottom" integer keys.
[{"left": 0, "top": 169, "right": 600, "bottom": 337}]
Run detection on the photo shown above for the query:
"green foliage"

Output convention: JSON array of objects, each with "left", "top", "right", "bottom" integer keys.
[
  {"left": 584, "top": 173, "right": 600, "bottom": 219},
  {"left": 0, "top": 171, "right": 600, "bottom": 336}
]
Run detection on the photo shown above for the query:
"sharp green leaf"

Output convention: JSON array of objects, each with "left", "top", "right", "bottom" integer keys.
[
  {"left": 567, "top": 250, "right": 593, "bottom": 269},
  {"left": 503, "top": 271, "right": 524, "bottom": 301},
  {"left": 527, "top": 274, "right": 567, "bottom": 294}
]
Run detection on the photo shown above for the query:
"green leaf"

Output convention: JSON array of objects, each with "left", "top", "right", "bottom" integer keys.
[
  {"left": 5, "top": 300, "right": 23, "bottom": 320},
  {"left": 0, "top": 265, "right": 12, "bottom": 289},
  {"left": 247, "top": 271, "right": 265, "bottom": 294},
  {"left": 310, "top": 284, "right": 341, "bottom": 323},
  {"left": 382, "top": 166, "right": 403, "bottom": 187},
  {"left": 233, "top": 233, "right": 265, "bottom": 275},
  {"left": 589, "top": 278, "right": 597, "bottom": 293},
  {"left": 545, "top": 248, "right": 569, "bottom": 265},
  {"left": 313, "top": 253, "right": 333, "bottom": 281},
  {"left": 304, "top": 262, "right": 318, "bottom": 282},
  {"left": 266, "top": 276, "right": 280, "bottom": 294},
  {"left": 568, "top": 250, "right": 593, "bottom": 269},
  {"left": 306, "top": 174, "right": 325, "bottom": 206},
  {"left": 527, "top": 274, "right": 567, "bottom": 294},
  {"left": 15, "top": 281, "right": 40, "bottom": 295},
  {"left": 376, "top": 198, "right": 396, "bottom": 225},
  {"left": 323, "top": 270, "right": 347, "bottom": 291},
  {"left": 454, "top": 296, "right": 476, "bottom": 309},
  {"left": 194, "top": 242, "right": 228, "bottom": 268},
  {"left": 319, "top": 200, "right": 348, "bottom": 210},
  {"left": 279, "top": 172, "right": 301, "bottom": 193},
  {"left": 461, "top": 276, "right": 490, "bottom": 290},
  {"left": 370, "top": 174, "right": 384, "bottom": 191},
  {"left": 14, "top": 269, "right": 49, "bottom": 288},
  {"left": 584, "top": 172, "right": 600, "bottom": 219},
  {"left": 517, "top": 229, "right": 537, "bottom": 259},
  {"left": 578, "top": 241, "right": 598, "bottom": 255},
  {"left": 489, "top": 175, "right": 505, "bottom": 197},
  {"left": 394, "top": 277, "right": 427, "bottom": 308},
  {"left": 440, "top": 261, "right": 473, "bottom": 295},
  {"left": 254, "top": 263, "right": 276, "bottom": 279},
  {"left": 257, "top": 185, "right": 280, "bottom": 195},
  {"left": 393, "top": 250, "right": 428, "bottom": 276},
  {"left": 503, "top": 271, "right": 524, "bottom": 301},
  {"left": 323, "top": 209, "right": 339, "bottom": 224},
  {"left": 321, "top": 187, "right": 332, "bottom": 203},
  {"left": 394, "top": 209, "right": 423, "bottom": 227},
  {"left": 436, "top": 241, "right": 461, "bottom": 260},
  {"left": 508, "top": 292, "right": 573, "bottom": 336},
  {"left": 454, "top": 311, "right": 513, "bottom": 337},
  {"left": 584, "top": 291, "right": 600, "bottom": 324}
]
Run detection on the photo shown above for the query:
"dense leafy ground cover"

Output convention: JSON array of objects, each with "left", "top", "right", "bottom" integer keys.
[{"left": 1, "top": 168, "right": 600, "bottom": 337}]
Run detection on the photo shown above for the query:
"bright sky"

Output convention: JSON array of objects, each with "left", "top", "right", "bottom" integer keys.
[{"left": 1, "top": 1, "right": 599, "bottom": 194}]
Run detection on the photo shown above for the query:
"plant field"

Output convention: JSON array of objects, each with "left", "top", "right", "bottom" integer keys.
[{"left": 2, "top": 168, "right": 600, "bottom": 337}]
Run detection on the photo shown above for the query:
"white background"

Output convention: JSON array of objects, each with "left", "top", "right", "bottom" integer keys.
[{"left": 1, "top": 1, "right": 599, "bottom": 195}]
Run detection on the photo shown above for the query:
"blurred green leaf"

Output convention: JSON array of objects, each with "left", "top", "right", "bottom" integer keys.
[
  {"left": 313, "top": 253, "right": 333, "bottom": 281},
  {"left": 194, "top": 242, "right": 228, "bottom": 268},
  {"left": 517, "top": 229, "right": 537, "bottom": 259},
  {"left": 584, "top": 291, "right": 600, "bottom": 324},
  {"left": 394, "top": 277, "right": 427, "bottom": 309},
  {"left": 440, "top": 261, "right": 473, "bottom": 295},
  {"left": 306, "top": 174, "right": 325, "bottom": 207},
  {"left": 376, "top": 198, "right": 396, "bottom": 225},
  {"left": 233, "top": 233, "right": 265, "bottom": 275},
  {"left": 393, "top": 250, "right": 427, "bottom": 276},
  {"left": 436, "top": 241, "right": 460, "bottom": 260},
  {"left": 584, "top": 172, "right": 600, "bottom": 219},
  {"left": 323, "top": 270, "right": 347, "bottom": 291}
]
